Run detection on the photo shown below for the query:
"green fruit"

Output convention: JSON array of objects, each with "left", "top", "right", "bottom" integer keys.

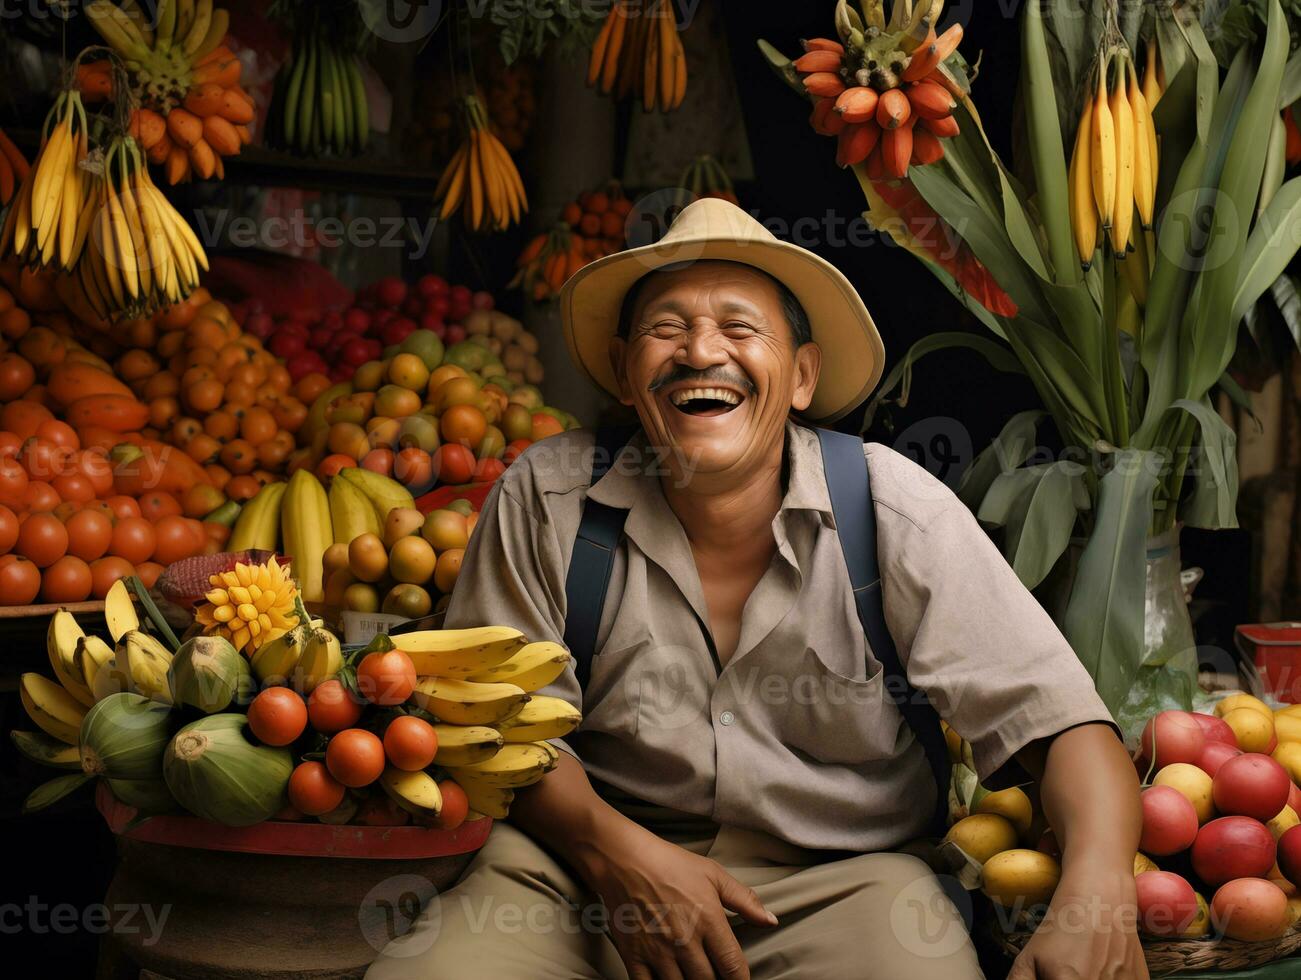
[
  {"left": 398, "top": 329, "right": 446, "bottom": 371},
  {"left": 79, "top": 693, "right": 173, "bottom": 781},
  {"left": 508, "top": 384, "right": 543, "bottom": 411},
  {"left": 106, "top": 778, "right": 175, "bottom": 814},
  {"left": 501, "top": 403, "right": 533, "bottom": 442},
  {"left": 446, "top": 498, "right": 474, "bottom": 517},
  {"left": 164, "top": 714, "right": 293, "bottom": 826},
  {"left": 443, "top": 341, "right": 490, "bottom": 372},
  {"left": 168, "top": 636, "right": 246, "bottom": 714}
]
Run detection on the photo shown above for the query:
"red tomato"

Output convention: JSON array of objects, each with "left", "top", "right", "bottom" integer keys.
[
  {"left": 0, "top": 556, "right": 41, "bottom": 604},
  {"left": 325, "top": 729, "right": 386, "bottom": 788},
  {"left": 431, "top": 444, "right": 476, "bottom": 486},
  {"left": 110, "top": 516, "right": 156, "bottom": 565},
  {"left": 17, "top": 513, "right": 68, "bottom": 568},
  {"left": 287, "top": 761, "right": 345, "bottom": 816},
  {"left": 435, "top": 779, "right": 470, "bottom": 831},
  {"left": 0, "top": 505, "right": 17, "bottom": 554},
  {"left": 65, "top": 509, "right": 113, "bottom": 562},
  {"left": 247, "top": 688, "right": 309, "bottom": 746},
  {"left": 355, "top": 649, "right": 417, "bottom": 705},
  {"left": 307, "top": 679, "right": 364, "bottom": 733},
  {"left": 40, "top": 555, "right": 92, "bottom": 603},
  {"left": 383, "top": 715, "right": 438, "bottom": 771}
]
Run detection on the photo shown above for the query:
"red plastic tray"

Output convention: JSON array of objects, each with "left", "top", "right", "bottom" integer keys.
[
  {"left": 1238, "top": 623, "right": 1301, "bottom": 704},
  {"left": 413, "top": 482, "right": 494, "bottom": 514},
  {"left": 96, "top": 781, "right": 491, "bottom": 859}
]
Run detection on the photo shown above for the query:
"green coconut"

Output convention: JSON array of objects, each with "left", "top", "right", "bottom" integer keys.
[
  {"left": 79, "top": 693, "right": 172, "bottom": 781},
  {"left": 168, "top": 636, "right": 246, "bottom": 713},
  {"left": 106, "top": 778, "right": 175, "bottom": 814},
  {"left": 163, "top": 714, "right": 292, "bottom": 826}
]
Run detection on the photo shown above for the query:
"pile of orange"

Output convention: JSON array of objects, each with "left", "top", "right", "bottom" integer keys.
[
  {"left": 512, "top": 181, "right": 633, "bottom": 302},
  {"left": 0, "top": 262, "right": 228, "bottom": 605},
  {"left": 92, "top": 288, "right": 316, "bottom": 501}
]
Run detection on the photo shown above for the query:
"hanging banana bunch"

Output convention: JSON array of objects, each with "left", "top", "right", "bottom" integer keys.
[
  {"left": 268, "top": 28, "right": 370, "bottom": 156},
  {"left": 1067, "top": 42, "right": 1161, "bottom": 274},
  {"left": 786, "top": 1, "right": 964, "bottom": 180},
  {"left": 679, "top": 155, "right": 739, "bottom": 205},
  {"left": 0, "top": 91, "right": 90, "bottom": 273},
  {"left": 587, "top": 0, "right": 687, "bottom": 112},
  {"left": 433, "top": 96, "right": 528, "bottom": 232},
  {"left": 76, "top": 136, "right": 209, "bottom": 321}
]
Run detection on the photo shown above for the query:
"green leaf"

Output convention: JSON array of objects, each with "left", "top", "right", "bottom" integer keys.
[
  {"left": 958, "top": 410, "right": 1047, "bottom": 511},
  {"left": 1061, "top": 449, "right": 1160, "bottom": 717},
  {"left": 1006, "top": 460, "right": 1089, "bottom": 589},
  {"left": 859, "top": 332, "right": 1026, "bottom": 432},
  {"left": 1170, "top": 398, "right": 1239, "bottom": 529},
  {"left": 1270, "top": 273, "right": 1301, "bottom": 350},
  {"left": 23, "top": 772, "right": 92, "bottom": 814},
  {"left": 1231, "top": 175, "right": 1301, "bottom": 325}
]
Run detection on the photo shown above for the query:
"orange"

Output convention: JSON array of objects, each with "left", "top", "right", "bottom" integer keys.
[
  {"left": 0, "top": 353, "right": 35, "bottom": 400},
  {"left": 316, "top": 454, "right": 355, "bottom": 482},
  {"left": 431, "top": 444, "right": 475, "bottom": 486},
  {"left": 51, "top": 473, "right": 95, "bottom": 504},
  {"left": 187, "top": 378, "right": 224, "bottom": 413},
  {"left": 240, "top": 407, "right": 277, "bottom": 445},
  {"left": 185, "top": 433, "right": 221, "bottom": 465},
  {"left": 115, "top": 349, "right": 159, "bottom": 382},
  {"left": 172, "top": 417, "right": 203, "bottom": 445},
  {"left": 220, "top": 438, "right": 257, "bottom": 474},
  {"left": 223, "top": 381, "right": 255, "bottom": 407},
  {"left": 148, "top": 397, "right": 180, "bottom": 430},
  {"left": 325, "top": 729, "right": 385, "bottom": 788},
  {"left": 137, "top": 491, "right": 182, "bottom": 522},
  {"left": 142, "top": 372, "right": 180, "bottom": 400},
  {"left": 327, "top": 423, "right": 369, "bottom": 460},
  {"left": 293, "top": 372, "right": 332, "bottom": 404},
  {"left": 0, "top": 457, "right": 29, "bottom": 509},
  {"left": 394, "top": 448, "right": 434, "bottom": 493},
  {"left": 110, "top": 516, "right": 156, "bottom": 564},
  {"left": 426, "top": 364, "right": 468, "bottom": 398},
  {"left": 203, "top": 410, "right": 239, "bottom": 441},
  {"left": 22, "top": 481, "right": 61, "bottom": 512},
  {"left": 382, "top": 715, "right": 437, "bottom": 770},
  {"left": 440, "top": 404, "right": 487, "bottom": 449},
  {"left": 0, "top": 433, "right": 22, "bottom": 457},
  {"left": 104, "top": 495, "right": 141, "bottom": 520},
  {"left": 65, "top": 509, "right": 113, "bottom": 562},
  {"left": 135, "top": 560, "right": 164, "bottom": 589},
  {"left": 40, "top": 555, "right": 92, "bottom": 603},
  {"left": 0, "top": 504, "right": 17, "bottom": 553},
  {"left": 433, "top": 377, "right": 480, "bottom": 412},
  {"left": 266, "top": 364, "right": 291, "bottom": 392},
  {"left": 433, "top": 548, "right": 464, "bottom": 593},
  {"left": 224, "top": 474, "right": 262, "bottom": 502},
  {"left": 387, "top": 353, "right": 430, "bottom": 392},
  {"left": 421, "top": 509, "right": 468, "bottom": 552},
  {"left": 0, "top": 555, "right": 40, "bottom": 604},
  {"left": 17, "top": 513, "right": 68, "bottom": 568},
  {"left": 361, "top": 448, "right": 394, "bottom": 476},
  {"left": 20, "top": 437, "right": 71, "bottom": 482},
  {"left": 0, "top": 306, "right": 32, "bottom": 341},
  {"left": 256, "top": 439, "right": 289, "bottom": 469},
  {"left": 152, "top": 514, "right": 201, "bottom": 565},
  {"left": 89, "top": 556, "right": 135, "bottom": 599}
]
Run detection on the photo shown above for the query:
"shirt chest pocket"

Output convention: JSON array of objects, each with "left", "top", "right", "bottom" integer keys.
[{"left": 774, "top": 646, "right": 910, "bottom": 766}]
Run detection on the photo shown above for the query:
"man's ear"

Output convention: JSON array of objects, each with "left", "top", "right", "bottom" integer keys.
[
  {"left": 790, "top": 342, "right": 821, "bottom": 413},
  {"left": 608, "top": 336, "right": 636, "bottom": 407}
]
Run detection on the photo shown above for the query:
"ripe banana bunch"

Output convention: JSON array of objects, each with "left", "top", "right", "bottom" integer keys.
[
  {"left": 72, "top": 135, "right": 208, "bottom": 322},
  {"left": 227, "top": 481, "right": 287, "bottom": 552},
  {"left": 336, "top": 468, "right": 415, "bottom": 526},
  {"left": 588, "top": 0, "right": 687, "bottom": 112},
  {"left": 105, "top": 579, "right": 142, "bottom": 642},
  {"left": 328, "top": 476, "right": 381, "bottom": 545},
  {"left": 1068, "top": 44, "right": 1161, "bottom": 271},
  {"left": 498, "top": 696, "right": 583, "bottom": 743},
  {"left": 96, "top": 630, "right": 175, "bottom": 704},
  {"left": 448, "top": 773, "right": 514, "bottom": 820},
  {"left": 446, "top": 741, "right": 559, "bottom": 789},
  {"left": 434, "top": 96, "right": 528, "bottom": 232},
  {"left": 397, "top": 626, "right": 527, "bottom": 676},
  {"left": 85, "top": 0, "right": 252, "bottom": 185},
  {"left": 410, "top": 676, "right": 529, "bottom": 727},
  {"left": 0, "top": 91, "right": 90, "bottom": 273},
  {"left": 10, "top": 730, "right": 82, "bottom": 770},
  {"left": 194, "top": 557, "right": 301, "bottom": 654},
  {"left": 0, "top": 126, "right": 31, "bottom": 208},
  {"left": 269, "top": 33, "right": 369, "bottom": 156},
  {"left": 465, "top": 641, "right": 571, "bottom": 692},
  {"left": 19, "top": 673, "right": 88, "bottom": 745},
  {"left": 430, "top": 724, "right": 504, "bottom": 767},
  {"left": 48, "top": 610, "right": 96, "bottom": 708},
  {"left": 793, "top": 1, "right": 963, "bottom": 180},
  {"left": 292, "top": 626, "right": 342, "bottom": 693},
  {"left": 250, "top": 617, "right": 315, "bottom": 685}
]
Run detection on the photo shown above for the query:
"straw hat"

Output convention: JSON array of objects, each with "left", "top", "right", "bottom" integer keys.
[{"left": 559, "top": 197, "right": 884, "bottom": 424}]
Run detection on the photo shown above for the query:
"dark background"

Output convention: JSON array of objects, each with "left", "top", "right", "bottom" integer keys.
[{"left": 1, "top": 1, "right": 1251, "bottom": 974}]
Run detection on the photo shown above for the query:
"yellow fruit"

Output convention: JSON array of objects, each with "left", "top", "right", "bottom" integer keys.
[
  {"left": 1275, "top": 713, "right": 1301, "bottom": 745},
  {"left": 1181, "top": 893, "right": 1211, "bottom": 938},
  {"left": 1274, "top": 742, "right": 1301, "bottom": 783},
  {"left": 1216, "top": 694, "right": 1273, "bottom": 719},
  {"left": 1154, "top": 763, "right": 1216, "bottom": 825},
  {"left": 1287, "top": 896, "right": 1301, "bottom": 928},
  {"left": 942, "top": 720, "right": 963, "bottom": 764},
  {"left": 1223, "top": 707, "right": 1275, "bottom": 753},
  {"left": 981, "top": 849, "right": 1061, "bottom": 908},
  {"left": 1134, "top": 853, "right": 1159, "bottom": 876},
  {"left": 973, "top": 787, "right": 1034, "bottom": 839},
  {"left": 1268, "top": 805, "right": 1300, "bottom": 841},
  {"left": 389, "top": 536, "right": 436, "bottom": 585},
  {"left": 944, "top": 813, "right": 1019, "bottom": 863}
]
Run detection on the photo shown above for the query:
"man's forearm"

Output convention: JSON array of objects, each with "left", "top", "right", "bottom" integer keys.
[
  {"left": 1030, "top": 723, "right": 1142, "bottom": 870},
  {"left": 507, "top": 752, "right": 647, "bottom": 885}
]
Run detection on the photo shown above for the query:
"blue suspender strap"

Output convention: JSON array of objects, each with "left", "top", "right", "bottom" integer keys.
[
  {"left": 815, "top": 427, "right": 952, "bottom": 836},
  {"left": 564, "top": 426, "right": 638, "bottom": 691}
]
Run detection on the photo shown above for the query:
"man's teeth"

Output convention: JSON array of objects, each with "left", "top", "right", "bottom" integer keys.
[{"left": 669, "top": 388, "right": 741, "bottom": 406}]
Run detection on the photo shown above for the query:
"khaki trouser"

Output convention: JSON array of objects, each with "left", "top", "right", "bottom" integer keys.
[{"left": 367, "top": 796, "right": 985, "bottom": 980}]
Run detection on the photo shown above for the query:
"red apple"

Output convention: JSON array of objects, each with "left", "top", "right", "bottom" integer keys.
[
  {"left": 1196, "top": 741, "right": 1243, "bottom": 779},
  {"left": 471, "top": 289, "right": 494, "bottom": 310},
  {"left": 426, "top": 294, "right": 450, "bottom": 319},
  {"left": 1211, "top": 878, "right": 1291, "bottom": 941},
  {"left": 376, "top": 276, "right": 407, "bottom": 309},
  {"left": 1190, "top": 712, "right": 1239, "bottom": 747},
  {"left": 344, "top": 307, "right": 371, "bottom": 333},
  {"left": 1277, "top": 825, "right": 1301, "bottom": 886},
  {"left": 1289, "top": 782, "right": 1301, "bottom": 817},
  {"left": 269, "top": 332, "right": 306, "bottom": 359},
  {"left": 417, "top": 273, "right": 447, "bottom": 297},
  {"left": 1192, "top": 816, "right": 1277, "bottom": 887},
  {"left": 323, "top": 310, "right": 344, "bottom": 331},
  {"left": 1137, "top": 711, "right": 1207, "bottom": 772},
  {"left": 1140, "top": 785, "right": 1199, "bottom": 856},
  {"left": 445, "top": 324, "right": 466, "bottom": 344},
  {"left": 1135, "top": 871, "right": 1200, "bottom": 937},
  {"left": 1213, "top": 754, "right": 1292, "bottom": 822},
  {"left": 341, "top": 338, "right": 371, "bottom": 367}
]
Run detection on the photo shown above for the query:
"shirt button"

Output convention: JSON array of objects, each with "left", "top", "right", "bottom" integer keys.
[{"left": 719, "top": 710, "right": 735, "bottom": 726}]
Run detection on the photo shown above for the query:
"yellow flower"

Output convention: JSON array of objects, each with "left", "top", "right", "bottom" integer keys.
[{"left": 194, "top": 558, "right": 300, "bottom": 654}]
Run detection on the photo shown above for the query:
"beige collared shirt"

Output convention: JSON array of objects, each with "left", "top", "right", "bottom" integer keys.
[{"left": 444, "top": 422, "right": 1115, "bottom": 852}]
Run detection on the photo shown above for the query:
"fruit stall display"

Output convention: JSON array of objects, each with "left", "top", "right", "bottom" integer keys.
[
  {"left": 942, "top": 697, "right": 1301, "bottom": 969},
  {"left": 13, "top": 559, "right": 579, "bottom": 831},
  {"left": 513, "top": 181, "right": 634, "bottom": 303}
]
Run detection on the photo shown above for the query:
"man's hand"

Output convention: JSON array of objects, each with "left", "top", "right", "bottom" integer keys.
[
  {"left": 1007, "top": 861, "right": 1147, "bottom": 980},
  {"left": 581, "top": 822, "right": 778, "bottom": 980}
]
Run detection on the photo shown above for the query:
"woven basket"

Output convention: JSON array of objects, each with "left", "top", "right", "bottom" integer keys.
[{"left": 991, "top": 920, "right": 1301, "bottom": 974}]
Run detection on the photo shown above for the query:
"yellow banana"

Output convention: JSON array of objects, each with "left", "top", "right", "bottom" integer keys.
[
  {"left": 1128, "top": 62, "right": 1157, "bottom": 231},
  {"left": 466, "top": 641, "right": 570, "bottom": 692},
  {"left": 1142, "top": 42, "right": 1162, "bottom": 109},
  {"left": 337, "top": 468, "right": 414, "bottom": 523},
  {"left": 11, "top": 730, "right": 82, "bottom": 770},
  {"left": 104, "top": 578, "right": 141, "bottom": 642},
  {"left": 499, "top": 696, "right": 582, "bottom": 742},
  {"left": 291, "top": 626, "right": 342, "bottom": 693},
  {"left": 75, "top": 635, "right": 116, "bottom": 696},
  {"left": 1091, "top": 65, "right": 1116, "bottom": 231},
  {"left": 280, "top": 469, "right": 332, "bottom": 602},
  {"left": 47, "top": 610, "right": 95, "bottom": 708},
  {"left": 229, "top": 481, "right": 287, "bottom": 551},
  {"left": 1069, "top": 93, "right": 1097, "bottom": 269},
  {"left": 397, "top": 626, "right": 527, "bottom": 676},
  {"left": 379, "top": 766, "right": 443, "bottom": 819},
  {"left": 1109, "top": 57, "right": 1135, "bottom": 254},
  {"left": 117, "top": 631, "right": 174, "bottom": 704},
  {"left": 409, "top": 677, "right": 528, "bottom": 727},
  {"left": 250, "top": 620, "right": 313, "bottom": 684},
  {"left": 20, "top": 673, "right": 87, "bottom": 745},
  {"left": 448, "top": 772, "right": 513, "bottom": 819},
  {"left": 328, "top": 475, "right": 381, "bottom": 545},
  {"left": 449, "top": 742, "right": 557, "bottom": 788},
  {"left": 431, "top": 724, "right": 504, "bottom": 767}
]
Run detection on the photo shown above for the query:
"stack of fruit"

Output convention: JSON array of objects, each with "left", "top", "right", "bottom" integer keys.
[
  {"left": 793, "top": 1, "right": 964, "bottom": 178},
  {"left": 324, "top": 500, "right": 481, "bottom": 621},
  {"left": 266, "top": 29, "right": 370, "bottom": 156},
  {"left": 942, "top": 696, "right": 1301, "bottom": 947},
  {"left": 0, "top": 266, "right": 227, "bottom": 605},
  {"left": 513, "top": 182, "right": 633, "bottom": 302},
  {"left": 14, "top": 575, "right": 578, "bottom": 829},
  {"left": 82, "top": 0, "right": 254, "bottom": 184}
]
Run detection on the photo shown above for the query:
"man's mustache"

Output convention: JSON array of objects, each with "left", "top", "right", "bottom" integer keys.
[{"left": 647, "top": 366, "right": 756, "bottom": 395}]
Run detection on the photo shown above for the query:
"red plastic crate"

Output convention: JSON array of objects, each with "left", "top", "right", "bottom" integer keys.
[
  {"left": 413, "top": 481, "right": 494, "bottom": 514},
  {"left": 1237, "top": 623, "right": 1301, "bottom": 704}
]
